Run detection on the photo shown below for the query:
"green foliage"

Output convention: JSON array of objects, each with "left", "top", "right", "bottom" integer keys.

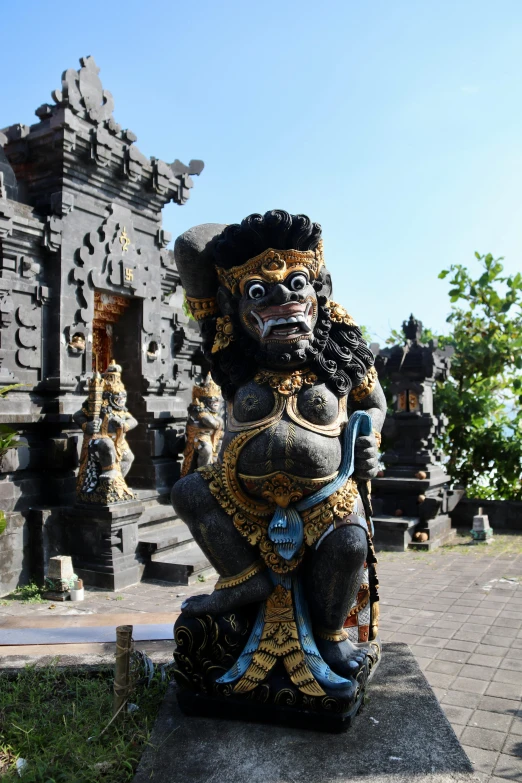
[
  {"left": 435, "top": 253, "right": 522, "bottom": 499},
  {"left": 11, "top": 583, "right": 44, "bottom": 604},
  {"left": 385, "top": 324, "right": 438, "bottom": 346},
  {"left": 182, "top": 292, "right": 195, "bottom": 321},
  {"left": 0, "top": 664, "right": 167, "bottom": 782},
  {"left": 0, "top": 424, "right": 22, "bottom": 459},
  {"left": 359, "top": 324, "right": 373, "bottom": 344},
  {"left": 0, "top": 511, "right": 6, "bottom": 535}
]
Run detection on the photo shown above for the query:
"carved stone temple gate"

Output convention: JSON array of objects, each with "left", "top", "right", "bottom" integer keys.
[{"left": 0, "top": 56, "right": 210, "bottom": 594}]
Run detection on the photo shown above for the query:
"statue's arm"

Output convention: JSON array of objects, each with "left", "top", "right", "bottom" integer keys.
[
  {"left": 124, "top": 414, "right": 138, "bottom": 432},
  {"left": 73, "top": 409, "right": 88, "bottom": 428},
  {"left": 350, "top": 380, "right": 387, "bottom": 433},
  {"left": 198, "top": 412, "right": 223, "bottom": 430},
  {"left": 350, "top": 380, "right": 387, "bottom": 480},
  {"left": 73, "top": 405, "right": 100, "bottom": 435}
]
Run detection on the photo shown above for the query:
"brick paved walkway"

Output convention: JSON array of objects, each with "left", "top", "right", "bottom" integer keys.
[
  {"left": 1, "top": 533, "right": 521, "bottom": 782},
  {"left": 378, "top": 537, "right": 522, "bottom": 783}
]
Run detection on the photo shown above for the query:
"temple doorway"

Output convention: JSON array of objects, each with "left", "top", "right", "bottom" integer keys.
[{"left": 92, "top": 291, "right": 131, "bottom": 372}]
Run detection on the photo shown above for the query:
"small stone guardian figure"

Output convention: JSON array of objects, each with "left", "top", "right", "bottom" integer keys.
[
  {"left": 74, "top": 360, "right": 137, "bottom": 504},
  {"left": 181, "top": 374, "right": 224, "bottom": 477},
  {"left": 171, "top": 211, "right": 387, "bottom": 725}
]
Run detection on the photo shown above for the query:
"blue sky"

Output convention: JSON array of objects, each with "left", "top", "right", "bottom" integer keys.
[{"left": 2, "top": 0, "right": 522, "bottom": 342}]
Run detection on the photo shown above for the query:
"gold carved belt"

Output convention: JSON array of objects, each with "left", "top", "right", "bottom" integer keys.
[
  {"left": 200, "top": 457, "right": 358, "bottom": 576},
  {"left": 238, "top": 470, "right": 337, "bottom": 505}
]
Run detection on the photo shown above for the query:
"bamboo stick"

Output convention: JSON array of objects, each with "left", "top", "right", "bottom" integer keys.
[{"left": 113, "top": 624, "right": 133, "bottom": 717}]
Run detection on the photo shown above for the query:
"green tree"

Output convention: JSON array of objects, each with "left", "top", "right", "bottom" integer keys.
[{"left": 435, "top": 253, "right": 522, "bottom": 499}]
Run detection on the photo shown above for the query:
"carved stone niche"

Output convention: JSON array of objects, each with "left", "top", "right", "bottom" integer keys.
[{"left": 65, "top": 325, "right": 88, "bottom": 356}]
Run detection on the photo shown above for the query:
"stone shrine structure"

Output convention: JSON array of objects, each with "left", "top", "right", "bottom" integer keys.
[
  {"left": 371, "top": 315, "right": 463, "bottom": 550},
  {"left": 0, "top": 56, "right": 209, "bottom": 595}
]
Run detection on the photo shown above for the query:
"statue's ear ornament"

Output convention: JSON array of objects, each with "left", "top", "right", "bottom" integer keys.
[
  {"left": 185, "top": 295, "right": 219, "bottom": 321},
  {"left": 212, "top": 315, "right": 235, "bottom": 354}
]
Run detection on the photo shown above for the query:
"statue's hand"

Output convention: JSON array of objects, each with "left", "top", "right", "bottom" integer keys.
[
  {"left": 354, "top": 434, "right": 379, "bottom": 480},
  {"left": 85, "top": 418, "right": 101, "bottom": 435}
]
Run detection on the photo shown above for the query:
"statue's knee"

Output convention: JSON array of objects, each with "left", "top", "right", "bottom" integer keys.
[
  {"left": 337, "top": 524, "right": 368, "bottom": 564},
  {"left": 172, "top": 473, "right": 204, "bottom": 519},
  {"left": 120, "top": 450, "right": 134, "bottom": 477},
  {"left": 95, "top": 439, "right": 116, "bottom": 469}
]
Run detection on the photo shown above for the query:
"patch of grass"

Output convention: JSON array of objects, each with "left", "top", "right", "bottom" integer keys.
[
  {"left": 11, "top": 583, "right": 44, "bottom": 604},
  {"left": 376, "top": 531, "right": 522, "bottom": 561},
  {"left": 439, "top": 531, "right": 522, "bottom": 557},
  {"left": 0, "top": 663, "right": 167, "bottom": 782}
]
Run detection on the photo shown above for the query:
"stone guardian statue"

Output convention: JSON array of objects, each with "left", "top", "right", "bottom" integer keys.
[
  {"left": 74, "top": 360, "right": 137, "bottom": 504},
  {"left": 171, "top": 211, "right": 387, "bottom": 725},
  {"left": 180, "top": 374, "right": 224, "bottom": 477}
]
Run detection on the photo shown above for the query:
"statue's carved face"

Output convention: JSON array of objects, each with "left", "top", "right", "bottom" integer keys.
[
  {"left": 202, "top": 395, "right": 221, "bottom": 412},
  {"left": 237, "top": 271, "right": 318, "bottom": 365},
  {"left": 110, "top": 391, "right": 127, "bottom": 410}
]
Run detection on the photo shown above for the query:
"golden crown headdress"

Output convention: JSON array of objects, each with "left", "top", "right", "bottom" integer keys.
[
  {"left": 192, "top": 373, "right": 221, "bottom": 401},
  {"left": 103, "top": 360, "right": 126, "bottom": 394},
  {"left": 216, "top": 240, "right": 324, "bottom": 296}
]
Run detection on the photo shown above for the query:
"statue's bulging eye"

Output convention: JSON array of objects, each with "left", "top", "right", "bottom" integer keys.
[
  {"left": 248, "top": 282, "right": 266, "bottom": 300},
  {"left": 289, "top": 273, "right": 308, "bottom": 291}
]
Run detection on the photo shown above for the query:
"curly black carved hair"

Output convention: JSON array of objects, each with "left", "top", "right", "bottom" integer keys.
[
  {"left": 214, "top": 209, "right": 322, "bottom": 269},
  {"left": 201, "top": 210, "right": 374, "bottom": 400}
]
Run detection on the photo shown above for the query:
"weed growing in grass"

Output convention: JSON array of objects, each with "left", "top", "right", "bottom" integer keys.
[
  {"left": 11, "top": 583, "right": 44, "bottom": 603},
  {"left": 0, "top": 663, "right": 168, "bottom": 782}
]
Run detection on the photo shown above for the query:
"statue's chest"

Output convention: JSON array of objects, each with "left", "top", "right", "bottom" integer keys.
[
  {"left": 101, "top": 411, "right": 126, "bottom": 433},
  {"left": 228, "top": 379, "right": 345, "bottom": 479},
  {"left": 231, "top": 380, "right": 343, "bottom": 431}
]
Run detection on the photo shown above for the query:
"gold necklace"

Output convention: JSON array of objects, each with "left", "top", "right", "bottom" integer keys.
[{"left": 254, "top": 368, "right": 318, "bottom": 396}]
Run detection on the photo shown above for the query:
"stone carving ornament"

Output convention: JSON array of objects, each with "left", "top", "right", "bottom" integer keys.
[
  {"left": 73, "top": 361, "right": 137, "bottom": 504},
  {"left": 52, "top": 56, "right": 115, "bottom": 125},
  {"left": 180, "top": 375, "right": 224, "bottom": 478},
  {"left": 171, "top": 210, "right": 388, "bottom": 726}
]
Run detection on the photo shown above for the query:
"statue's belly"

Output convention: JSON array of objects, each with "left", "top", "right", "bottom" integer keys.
[{"left": 237, "top": 419, "right": 342, "bottom": 479}]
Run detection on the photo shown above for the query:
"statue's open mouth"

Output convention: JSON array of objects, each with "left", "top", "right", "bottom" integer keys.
[{"left": 250, "top": 301, "right": 313, "bottom": 340}]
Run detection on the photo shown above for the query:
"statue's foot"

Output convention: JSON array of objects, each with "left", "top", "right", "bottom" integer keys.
[
  {"left": 316, "top": 635, "right": 367, "bottom": 680},
  {"left": 99, "top": 469, "right": 120, "bottom": 480},
  {"left": 181, "top": 571, "right": 273, "bottom": 617}
]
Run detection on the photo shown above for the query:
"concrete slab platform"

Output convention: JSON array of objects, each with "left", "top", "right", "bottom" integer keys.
[
  {"left": 133, "top": 643, "right": 479, "bottom": 783},
  {"left": 0, "top": 622, "right": 174, "bottom": 645}
]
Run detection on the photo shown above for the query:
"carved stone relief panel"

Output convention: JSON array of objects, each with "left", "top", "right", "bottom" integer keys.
[
  {"left": 16, "top": 301, "right": 41, "bottom": 370},
  {"left": 75, "top": 203, "right": 154, "bottom": 328}
]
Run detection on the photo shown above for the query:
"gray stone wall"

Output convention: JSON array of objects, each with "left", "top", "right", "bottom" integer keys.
[
  {"left": 450, "top": 498, "right": 522, "bottom": 531},
  {"left": 0, "top": 56, "right": 204, "bottom": 595}
]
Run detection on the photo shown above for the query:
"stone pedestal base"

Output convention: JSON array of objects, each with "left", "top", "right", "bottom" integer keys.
[
  {"left": 133, "top": 643, "right": 478, "bottom": 783},
  {"left": 63, "top": 499, "right": 144, "bottom": 590},
  {"left": 373, "top": 513, "right": 456, "bottom": 552}
]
